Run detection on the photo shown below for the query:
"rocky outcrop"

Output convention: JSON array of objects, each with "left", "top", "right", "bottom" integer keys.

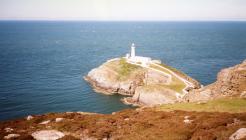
[
  {"left": 184, "top": 60, "right": 246, "bottom": 102},
  {"left": 84, "top": 58, "right": 146, "bottom": 95},
  {"left": 85, "top": 58, "right": 200, "bottom": 105},
  {"left": 124, "top": 85, "right": 179, "bottom": 106}
]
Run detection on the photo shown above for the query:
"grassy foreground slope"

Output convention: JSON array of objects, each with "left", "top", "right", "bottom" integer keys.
[
  {"left": 158, "top": 98, "right": 246, "bottom": 113},
  {"left": 1, "top": 105, "right": 246, "bottom": 140}
]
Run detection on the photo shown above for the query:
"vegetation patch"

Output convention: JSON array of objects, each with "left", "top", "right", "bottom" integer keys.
[
  {"left": 117, "top": 58, "right": 140, "bottom": 80},
  {"left": 1, "top": 109, "right": 246, "bottom": 140},
  {"left": 158, "top": 98, "right": 246, "bottom": 113},
  {"left": 149, "top": 64, "right": 186, "bottom": 93}
]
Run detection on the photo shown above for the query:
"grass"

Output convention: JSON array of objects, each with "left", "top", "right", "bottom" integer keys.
[
  {"left": 149, "top": 64, "right": 186, "bottom": 93},
  {"left": 117, "top": 58, "right": 140, "bottom": 80},
  {"left": 103, "top": 58, "right": 141, "bottom": 81},
  {"left": 158, "top": 98, "right": 246, "bottom": 113}
]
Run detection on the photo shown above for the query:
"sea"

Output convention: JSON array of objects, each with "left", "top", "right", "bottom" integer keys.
[{"left": 0, "top": 21, "right": 245, "bottom": 121}]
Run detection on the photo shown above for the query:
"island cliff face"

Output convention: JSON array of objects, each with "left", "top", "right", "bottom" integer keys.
[
  {"left": 184, "top": 60, "right": 246, "bottom": 102},
  {"left": 84, "top": 58, "right": 201, "bottom": 106}
]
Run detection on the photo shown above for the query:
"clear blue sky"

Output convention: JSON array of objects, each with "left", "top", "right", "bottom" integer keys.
[{"left": 1, "top": 0, "right": 246, "bottom": 21}]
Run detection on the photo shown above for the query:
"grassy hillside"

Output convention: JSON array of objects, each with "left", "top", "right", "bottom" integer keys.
[{"left": 158, "top": 98, "right": 246, "bottom": 113}]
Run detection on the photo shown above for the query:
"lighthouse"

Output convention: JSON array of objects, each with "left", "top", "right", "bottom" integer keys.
[
  {"left": 125, "top": 43, "right": 152, "bottom": 67},
  {"left": 130, "top": 43, "right": 135, "bottom": 58}
]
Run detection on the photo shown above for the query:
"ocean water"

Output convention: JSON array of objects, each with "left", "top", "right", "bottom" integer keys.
[{"left": 0, "top": 21, "right": 245, "bottom": 121}]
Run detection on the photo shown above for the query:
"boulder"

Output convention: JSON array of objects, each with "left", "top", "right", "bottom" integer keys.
[
  {"left": 26, "top": 115, "right": 34, "bottom": 121},
  {"left": 4, "top": 134, "right": 20, "bottom": 139},
  {"left": 55, "top": 118, "right": 64, "bottom": 122},
  {"left": 39, "top": 120, "right": 50, "bottom": 125},
  {"left": 4, "top": 128, "right": 13, "bottom": 133},
  {"left": 229, "top": 128, "right": 246, "bottom": 140},
  {"left": 31, "top": 130, "right": 65, "bottom": 140}
]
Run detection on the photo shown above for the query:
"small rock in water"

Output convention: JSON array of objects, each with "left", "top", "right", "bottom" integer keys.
[
  {"left": 39, "top": 120, "right": 50, "bottom": 125},
  {"left": 112, "top": 112, "right": 116, "bottom": 115},
  {"left": 55, "top": 118, "right": 64, "bottom": 122},
  {"left": 26, "top": 115, "right": 34, "bottom": 121},
  {"left": 229, "top": 128, "right": 246, "bottom": 140},
  {"left": 4, "top": 134, "right": 20, "bottom": 139},
  {"left": 4, "top": 127, "right": 13, "bottom": 133},
  {"left": 31, "top": 130, "right": 65, "bottom": 140}
]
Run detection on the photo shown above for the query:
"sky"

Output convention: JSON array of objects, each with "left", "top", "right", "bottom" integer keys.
[{"left": 0, "top": 0, "right": 246, "bottom": 21}]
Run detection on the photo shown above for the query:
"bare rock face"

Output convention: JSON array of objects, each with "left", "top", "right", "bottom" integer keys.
[
  {"left": 184, "top": 60, "right": 246, "bottom": 102},
  {"left": 132, "top": 85, "right": 178, "bottom": 105}
]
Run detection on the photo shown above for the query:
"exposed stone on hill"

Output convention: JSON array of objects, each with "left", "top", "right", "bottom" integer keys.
[
  {"left": 4, "top": 128, "right": 13, "bottom": 133},
  {"left": 184, "top": 60, "right": 246, "bottom": 102},
  {"left": 39, "top": 120, "right": 50, "bottom": 125},
  {"left": 4, "top": 134, "right": 20, "bottom": 139},
  {"left": 26, "top": 115, "right": 34, "bottom": 121},
  {"left": 55, "top": 118, "right": 64, "bottom": 122},
  {"left": 31, "top": 130, "right": 65, "bottom": 140},
  {"left": 229, "top": 128, "right": 246, "bottom": 140}
]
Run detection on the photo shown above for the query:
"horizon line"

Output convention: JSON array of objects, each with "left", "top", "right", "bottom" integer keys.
[{"left": 1, "top": 19, "right": 246, "bottom": 22}]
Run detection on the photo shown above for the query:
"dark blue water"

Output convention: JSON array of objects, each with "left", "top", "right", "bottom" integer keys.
[{"left": 0, "top": 21, "right": 245, "bottom": 121}]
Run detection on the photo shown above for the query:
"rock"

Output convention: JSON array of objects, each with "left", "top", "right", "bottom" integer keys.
[
  {"left": 66, "top": 112, "right": 73, "bottom": 114},
  {"left": 183, "top": 119, "right": 193, "bottom": 124},
  {"left": 184, "top": 116, "right": 190, "bottom": 120},
  {"left": 240, "top": 91, "right": 246, "bottom": 98},
  {"left": 184, "top": 59, "right": 246, "bottom": 102},
  {"left": 184, "top": 116, "right": 193, "bottom": 124},
  {"left": 77, "top": 112, "right": 98, "bottom": 115},
  {"left": 4, "top": 127, "right": 13, "bottom": 133},
  {"left": 112, "top": 112, "right": 116, "bottom": 115},
  {"left": 55, "top": 118, "right": 64, "bottom": 122},
  {"left": 39, "top": 120, "right": 50, "bottom": 125},
  {"left": 229, "top": 128, "right": 246, "bottom": 140},
  {"left": 132, "top": 85, "right": 178, "bottom": 105},
  {"left": 4, "top": 134, "right": 20, "bottom": 139},
  {"left": 124, "top": 118, "right": 130, "bottom": 121},
  {"left": 26, "top": 115, "right": 34, "bottom": 121},
  {"left": 31, "top": 130, "right": 65, "bottom": 140}
]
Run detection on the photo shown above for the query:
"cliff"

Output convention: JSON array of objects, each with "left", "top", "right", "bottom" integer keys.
[
  {"left": 184, "top": 60, "right": 246, "bottom": 102},
  {"left": 84, "top": 58, "right": 200, "bottom": 106}
]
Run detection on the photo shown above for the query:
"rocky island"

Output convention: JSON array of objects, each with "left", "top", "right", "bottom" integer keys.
[{"left": 84, "top": 43, "right": 201, "bottom": 106}]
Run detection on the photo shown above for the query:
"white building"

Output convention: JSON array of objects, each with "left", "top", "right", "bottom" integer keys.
[{"left": 125, "top": 43, "right": 151, "bottom": 66}]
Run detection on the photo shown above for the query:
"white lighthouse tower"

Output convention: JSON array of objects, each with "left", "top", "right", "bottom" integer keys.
[
  {"left": 130, "top": 43, "right": 135, "bottom": 58},
  {"left": 125, "top": 43, "right": 152, "bottom": 67}
]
